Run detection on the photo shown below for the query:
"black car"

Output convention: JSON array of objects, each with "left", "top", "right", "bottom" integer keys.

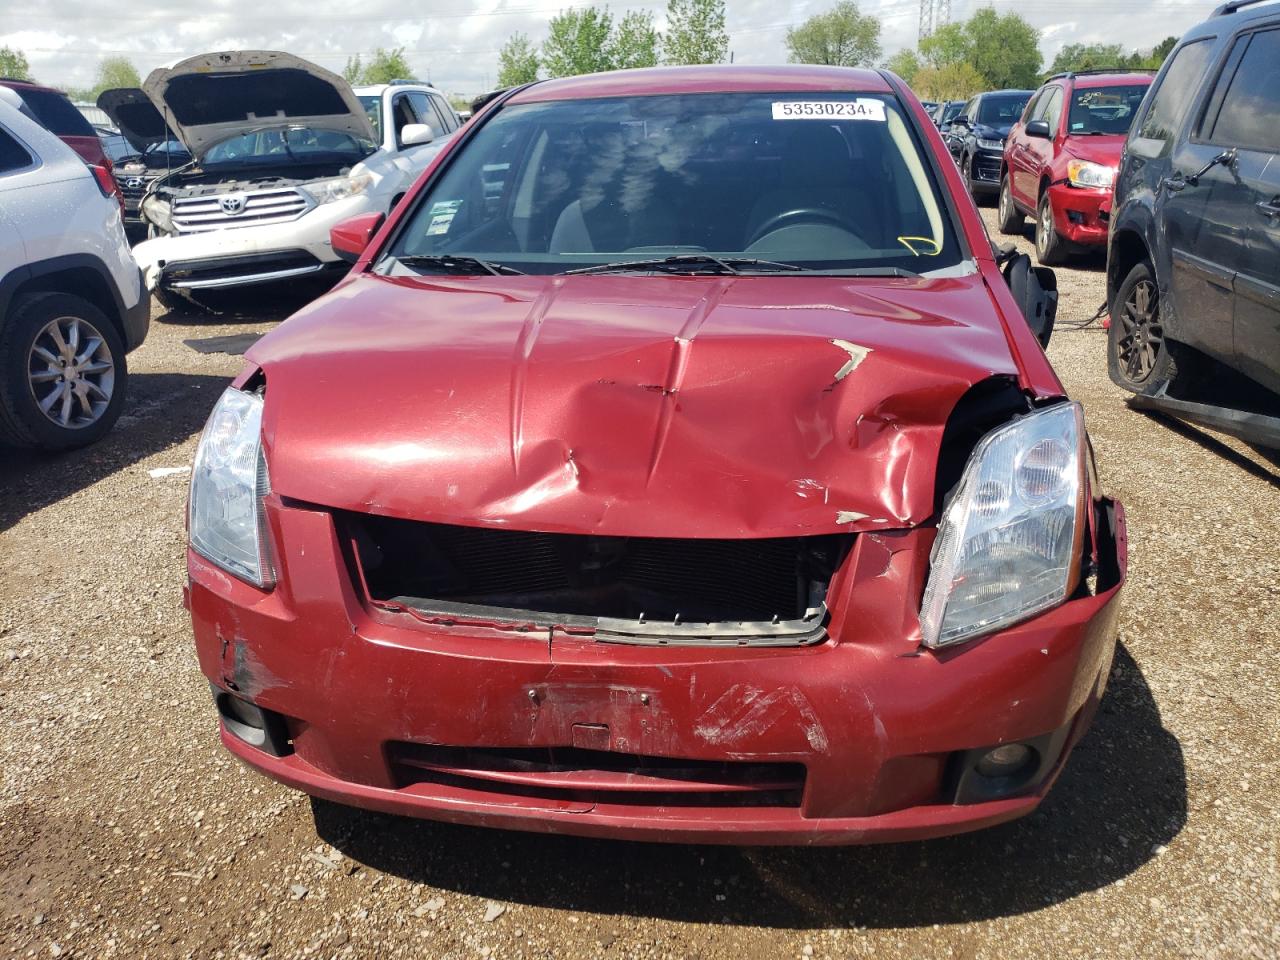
[
  {"left": 95, "top": 88, "right": 191, "bottom": 227},
  {"left": 1107, "top": 0, "right": 1280, "bottom": 441},
  {"left": 947, "top": 90, "right": 1034, "bottom": 198},
  {"left": 931, "top": 99, "right": 966, "bottom": 132}
]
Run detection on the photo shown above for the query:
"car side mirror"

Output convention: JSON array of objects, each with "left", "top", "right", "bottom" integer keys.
[
  {"left": 1002, "top": 253, "right": 1058, "bottom": 348},
  {"left": 1025, "top": 119, "right": 1052, "bottom": 139},
  {"left": 954, "top": 116, "right": 969, "bottom": 126},
  {"left": 401, "top": 123, "right": 435, "bottom": 146},
  {"left": 330, "top": 212, "right": 386, "bottom": 264}
]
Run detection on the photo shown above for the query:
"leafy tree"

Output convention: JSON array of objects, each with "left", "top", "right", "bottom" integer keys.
[
  {"left": 612, "top": 10, "right": 661, "bottom": 70},
  {"left": 1149, "top": 36, "right": 1178, "bottom": 66},
  {"left": 0, "top": 46, "right": 32, "bottom": 82},
  {"left": 884, "top": 48, "right": 921, "bottom": 85},
  {"left": 1048, "top": 43, "right": 1129, "bottom": 75},
  {"left": 664, "top": 0, "right": 728, "bottom": 65},
  {"left": 358, "top": 48, "right": 415, "bottom": 84},
  {"left": 542, "top": 7, "right": 617, "bottom": 78},
  {"left": 785, "top": 2, "right": 882, "bottom": 68},
  {"left": 964, "top": 8, "right": 1041, "bottom": 89},
  {"left": 913, "top": 62, "right": 985, "bottom": 101},
  {"left": 918, "top": 22, "right": 968, "bottom": 69},
  {"left": 92, "top": 56, "right": 140, "bottom": 95},
  {"left": 343, "top": 55, "right": 363, "bottom": 83},
  {"left": 497, "top": 32, "right": 540, "bottom": 87}
]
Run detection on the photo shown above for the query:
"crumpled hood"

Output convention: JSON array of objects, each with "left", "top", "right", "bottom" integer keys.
[
  {"left": 1063, "top": 135, "right": 1126, "bottom": 168},
  {"left": 142, "top": 50, "right": 374, "bottom": 158},
  {"left": 249, "top": 272, "right": 1023, "bottom": 538}
]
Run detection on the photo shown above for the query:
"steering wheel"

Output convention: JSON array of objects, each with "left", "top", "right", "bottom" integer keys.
[{"left": 746, "top": 207, "right": 861, "bottom": 249}]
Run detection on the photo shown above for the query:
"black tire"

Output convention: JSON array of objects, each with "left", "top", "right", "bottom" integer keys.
[
  {"left": 1108, "top": 260, "right": 1178, "bottom": 392},
  {"left": 997, "top": 174, "right": 1024, "bottom": 234},
  {"left": 0, "top": 292, "right": 128, "bottom": 450},
  {"left": 1035, "top": 190, "right": 1069, "bottom": 265}
]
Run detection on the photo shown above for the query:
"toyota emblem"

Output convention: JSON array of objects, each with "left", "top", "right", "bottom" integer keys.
[{"left": 220, "top": 194, "right": 247, "bottom": 216}]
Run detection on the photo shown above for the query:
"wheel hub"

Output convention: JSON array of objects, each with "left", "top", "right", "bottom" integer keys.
[
  {"left": 27, "top": 316, "right": 115, "bottom": 429},
  {"left": 1117, "top": 280, "right": 1163, "bottom": 383}
]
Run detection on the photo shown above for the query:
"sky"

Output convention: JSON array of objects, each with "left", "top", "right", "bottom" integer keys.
[{"left": 0, "top": 0, "right": 1217, "bottom": 101}]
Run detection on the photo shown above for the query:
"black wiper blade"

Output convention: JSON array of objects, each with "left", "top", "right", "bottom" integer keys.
[
  {"left": 564, "top": 254, "right": 803, "bottom": 276},
  {"left": 395, "top": 254, "right": 525, "bottom": 276}
]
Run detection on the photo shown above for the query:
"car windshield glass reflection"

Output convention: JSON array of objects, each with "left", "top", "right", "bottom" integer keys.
[
  {"left": 1069, "top": 85, "right": 1150, "bottom": 135},
  {"left": 976, "top": 95, "right": 1030, "bottom": 125},
  {"left": 387, "top": 91, "right": 965, "bottom": 275}
]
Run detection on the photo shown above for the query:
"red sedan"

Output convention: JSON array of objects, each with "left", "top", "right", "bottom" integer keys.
[{"left": 185, "top": 65, "right": 1127, "bottom": 845}]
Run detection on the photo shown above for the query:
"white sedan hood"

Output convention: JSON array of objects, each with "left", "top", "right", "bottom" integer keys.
[{"left": 141, "top": 50, "right": 375, "bottom": 157}]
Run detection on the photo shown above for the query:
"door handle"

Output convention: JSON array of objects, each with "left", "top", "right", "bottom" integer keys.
[{"left": 1257, "top": 198, "right": 1280, "bottom": 219}]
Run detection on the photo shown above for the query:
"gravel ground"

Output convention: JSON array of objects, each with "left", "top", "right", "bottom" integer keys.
[{"left": 2, "top": 210, "right": 1278, "bottom": 959}]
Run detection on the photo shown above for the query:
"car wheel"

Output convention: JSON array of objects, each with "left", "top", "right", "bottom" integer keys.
[
  {"left": 0, "top": 293, "right": 128, "bottom": 450},
  {"left": 1035, "top": 190, "right": 1068, "bottom": 265},
  {"left": 1108, "top": 261, "right": 1179, "bottom": 391},
  {"left": 997, "top": 175, "right": 1024, "bottom": 234}
]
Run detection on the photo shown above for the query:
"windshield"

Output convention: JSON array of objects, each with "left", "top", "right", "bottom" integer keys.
[
  {"left": 976, "top": 95, "right": 1030, "bottom": 126},
  {"left": 202, "top": 126, "right": 374, "bottom": 165},
  {"left": 358, "top": 95, "right": 382, "bottom": 141},
  {"left": 1068, "top": 84, "right": 1150, "bottom": 135},
  {"left": 387, "top": 91, "right": 964, "bottom": 275},
  {"left": 941, "top": 101, "right": 964, "bottom": 123}
]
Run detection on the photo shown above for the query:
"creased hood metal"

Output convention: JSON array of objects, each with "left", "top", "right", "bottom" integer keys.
[
  {"left": 141, "top": 50, "right": 375, "bottom": 158},
  {"left": 249, "top": 273, "right": 1024, "bottom": 538}
]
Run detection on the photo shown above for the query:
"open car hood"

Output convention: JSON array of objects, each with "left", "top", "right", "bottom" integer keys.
[
  {"left": 248, "top": 272, "right": 1030, "bottom": 539},
  {"left": 141, "top": 50, "right": 375, "bottom": 157},
  {"left": 96, "top": 87, "right": 179, "bottom": 153}
]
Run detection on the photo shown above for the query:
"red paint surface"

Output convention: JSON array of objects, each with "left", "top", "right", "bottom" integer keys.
[{"left": 192, "top": 65, "right": 1127, "bottom": 843}]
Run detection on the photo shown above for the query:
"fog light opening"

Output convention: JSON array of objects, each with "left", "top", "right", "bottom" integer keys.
[
  {"left": 976, "top": 743, "right": 1036, "bottom": 779},
  {"left": 212, "top": 685, "right": 294, "bottom": 757}
]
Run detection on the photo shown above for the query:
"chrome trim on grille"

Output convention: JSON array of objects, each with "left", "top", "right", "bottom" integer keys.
[
  {"left": 171, "top": 186, "right": 313, "bottom": 234},
  {"left": 169, "top": 264, "right": 325, "bottom": 289}
]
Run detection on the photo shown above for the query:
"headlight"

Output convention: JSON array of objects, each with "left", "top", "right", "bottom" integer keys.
[
  {"left": 189, "top": 387, "right": 274, "bottom": 588},
  {"left": 976, "top": 138, "right": 1004, "bottom": 151},
  {"left": 1066, "top": 158, "right": 1115, "bottom": 189},
  {"left": 919, "top": 403, "right": 1086, "bottom": 648},
  {"left": 141, "top": 195, "right": 172, "bottom": 232},
  {"left": 300, "top": 173, "right": 373, "bottom": 205}
]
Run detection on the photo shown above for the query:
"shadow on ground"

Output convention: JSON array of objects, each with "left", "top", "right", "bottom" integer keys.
[
  {"left": 316, "top": 644, "right": 1185, "bottom": 929},
  {"left": 0, "top": 372, "right": 229, "bottom": 532},
  {"left": 1135, "top": 410, "right": 1280, "bottom": 489}
]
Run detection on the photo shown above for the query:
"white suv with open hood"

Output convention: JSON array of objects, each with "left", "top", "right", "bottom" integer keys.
[{"left": 129, "top": 51, "right": 454, "bottom": 303}]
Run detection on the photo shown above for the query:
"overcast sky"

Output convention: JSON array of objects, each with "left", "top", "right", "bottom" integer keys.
[{"left": 2, "top": 0, "right": 1216, "bottom": 99}]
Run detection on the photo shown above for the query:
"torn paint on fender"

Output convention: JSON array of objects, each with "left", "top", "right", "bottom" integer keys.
[{"left": 694, "top": 683, "right": 830, "bottom": 753}]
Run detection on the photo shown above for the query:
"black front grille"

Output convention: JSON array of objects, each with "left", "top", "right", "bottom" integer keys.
[{"left": 345, "top": 514, "right": 849, "bottom": 625}]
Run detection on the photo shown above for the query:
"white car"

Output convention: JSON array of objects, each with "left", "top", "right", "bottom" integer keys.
[
  {"left": 0, "top": 92, "right": 148, "bottom": 450},
  {"left": 129, "top": 52, "right": 456, "bottom": 305}
]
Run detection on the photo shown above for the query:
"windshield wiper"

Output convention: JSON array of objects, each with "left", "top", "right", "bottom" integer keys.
[
  {"left": 394, "top": 254, "right": 525, "bottom": 276},
  {"left": 793, "top": 266, "right": 920, "bottom": 278},
  {"left": 564, "top": 254, "right": 804, "bottom": 276}
]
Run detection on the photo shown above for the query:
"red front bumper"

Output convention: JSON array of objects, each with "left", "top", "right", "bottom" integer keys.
[
  {"left": 1048, "top": 182, "right": 1113, "bottom": 246},
  {"left": 188, "top": 499, "right": 1126, "bottom": 846}
]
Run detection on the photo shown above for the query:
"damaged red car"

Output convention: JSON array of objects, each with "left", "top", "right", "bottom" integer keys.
[{"left": 186, "top": 66, "right": 1127, "bottom": 845}]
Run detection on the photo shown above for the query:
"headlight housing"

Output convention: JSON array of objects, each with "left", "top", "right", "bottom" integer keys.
[
  {"left": 919, "top": 403, "right": 1086, "bottom": 648},
  {"left": 1066, "top": 158, "right": 1115, "bottom": 189},
  {"left": 141, "top": 195, "right": 173, "bottom": 232},
  {"left": 300, "top": 172, "right": 373, "bottom": 205},
  {"left": 976, "top": 137, "right": 1004, "bottom": 151},
  {"left": 189, "top": 387, "right": 274, "bottom": 588}
]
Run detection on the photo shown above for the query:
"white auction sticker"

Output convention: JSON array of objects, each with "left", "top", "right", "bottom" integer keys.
[{"left": 772, "top": 99, "right": 886, "bottom": 121}]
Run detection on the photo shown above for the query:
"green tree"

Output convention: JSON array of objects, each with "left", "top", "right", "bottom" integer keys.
[
  {"left": 964, "top": 8, "right": 1041, "bottom": 89},
  {"left": 1048, "top": 42, "right": 1128, "bottom": 75},
  {"left": 358, "top": 47, "right": 415, "bottom": 84},
  {"left": 497, "top": 32, "right": 540, "bottom": 86},
  {"left": 664, "top": 0, "right": 728, "bottom": 65},
  {"left": 918, "top": 22, "right": 968, "bottom": 69},
  {"left": 91, "top": 56, "right": 140, "bottom": 96},
  {"left": 611, "top": 10, "right": 661, "bottom": 70},
  {"left": 0, "top": 46, "right": 33, "bottom": 82},
  {"left": 542, "top": 7, "right": 616, "bottom": 78},
  {"left": 343, "top": 55, "right": 363, "bottom": 83},
  {"left": 1148, "top": 36, "right": 1178, "bottom": 67},
  {"left": 785, "top": 2, "right": 882, "bottom": 68},
  {"left": 913, "top": 61, "right": 985, "bottom": 101},
  {"left": 884, "top": 48, "right": 921, "bottom": 85}
]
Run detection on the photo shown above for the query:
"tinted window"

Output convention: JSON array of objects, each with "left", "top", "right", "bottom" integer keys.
[
  {"left": 940, "top": 101, "right": 964, "bottom": 123},
  {"left": 1134, "top": 39, "right": 1214, "bottom": 153},
  {"left": 1041, "top": 89, "right": 1064, "bottom": 131},
  {"left": 388, "top": 92, "right": 964, "bottom": 275},
  {"left": 20, "top": 89, "right": 95, "bottom": 137},
  {"left": 407, "top": 92, "right": 446, "bottom": 134},
  {"left": 1022, "top": 88, "right": 1045, "bottom": 123},
  {"left": 0, "top": 125, "right": 34, "bottom": 173},
  {"left": 1068, "top": 84, "right": 1150, "bottom": 135},
  {"left": 358, "top": 95, "right": 383, "bottom": 140},
  {"left": 976, "top": 95, "right": 1031, "bottom": 125},
  {"left": 432, "top": 95, "right": 458, "bottom": 132},
  {"left": 1207, "top": 29, "right": 1280, "bottom": 152}
]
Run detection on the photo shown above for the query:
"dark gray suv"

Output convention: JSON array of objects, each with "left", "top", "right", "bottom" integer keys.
[{"left": 1107, "top": 0, "right": 1280, "bottom": 429}]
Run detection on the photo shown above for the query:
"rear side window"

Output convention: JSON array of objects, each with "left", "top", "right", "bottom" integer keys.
[
  {"left": 431, "top": 95, "right": 458, "bottom": 133},
  {"left": 0, "top": 125, "right": 34, "bottom": 174},
  {"left": 1205, "top": 29, "right": 1280, "bottom": 153},
  {"left": 1132, "top": 38, "right": 1215, "bottom": 156},
  {"left": 19, "top": 89, "right": 95, "bottom": 137}
]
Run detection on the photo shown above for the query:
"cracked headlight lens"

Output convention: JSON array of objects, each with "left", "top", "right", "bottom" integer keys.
[
  {"left": 189, "top": 387, "right": 274, "bottom": 587},
  {"left": 300, "top": 172, "right": 373, "bottom": 205},
  {"left": 920, "top": 403, "right": 1086, "bottom": 648}
]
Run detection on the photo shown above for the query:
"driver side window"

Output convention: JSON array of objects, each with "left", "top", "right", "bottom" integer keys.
[{"left": 391, "top": 94, "right": 418, "bottom": 147}]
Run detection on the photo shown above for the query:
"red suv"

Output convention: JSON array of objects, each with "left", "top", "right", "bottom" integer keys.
[
  {"left": 186, "top": 66, "right": 1126, "bottom": 846},
  {"left": 999, "top": 71, "right": 1153, "bottom": 264}
]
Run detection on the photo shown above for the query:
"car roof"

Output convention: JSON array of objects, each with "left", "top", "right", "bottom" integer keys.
[
  {"left": 976, "top": 89, "right": 1035, "bottom": 98},
  {"left": 1190, "top": 0, "right": 1280, "bottom": 37},
  {"left": 509, "top": 65, "right": 894, "bottom": 104},
  {"left": 1062, "top": 73, "right": 1154, "bottom": 88},
  {"left": 352, "top": 83, "right": 435, "bottom": 95},
  {"left": 0, "top": 78, "right": 69, "bottom": 96}
]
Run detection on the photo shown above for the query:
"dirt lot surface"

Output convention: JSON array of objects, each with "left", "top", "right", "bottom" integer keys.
[{"left": 2, "top": 209, "right": 1278, "bottom": 960}]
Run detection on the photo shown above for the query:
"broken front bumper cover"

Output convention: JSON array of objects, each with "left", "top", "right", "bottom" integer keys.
[{"left": 188, "top": 498, "right": 1127, "bottom": 845}]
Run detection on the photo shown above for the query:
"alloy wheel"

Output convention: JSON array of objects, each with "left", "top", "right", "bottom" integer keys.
[
  {"left": 26, "top": 315, "right": 116, "bottom": 429},
  {"left": 1037, "top": 199, "right": 1053, "bottom": 256},
  {"left": 1116, "top": 279, "right": 1163, "bottom": 382}
]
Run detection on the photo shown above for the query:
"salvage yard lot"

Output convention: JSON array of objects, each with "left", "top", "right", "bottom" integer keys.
[{"left": 1, "top": 208, "right": 1277, "bottom": 959}]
